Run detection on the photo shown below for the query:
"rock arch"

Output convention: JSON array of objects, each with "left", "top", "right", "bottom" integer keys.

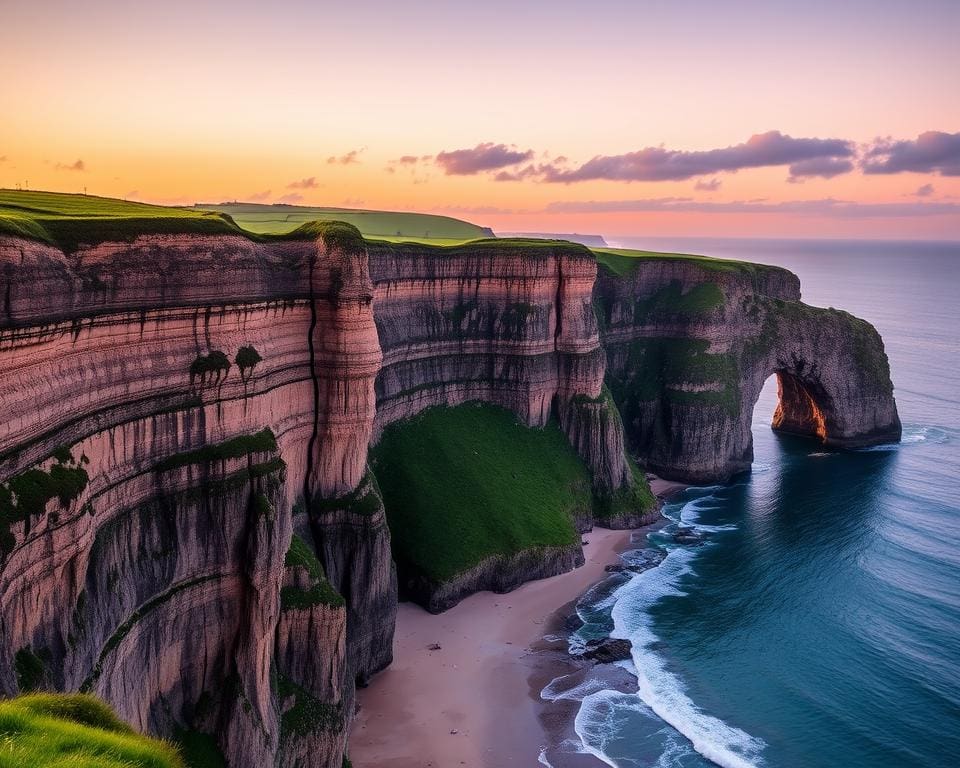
[{"left": 600, "top": 267, "right": 902, "bottom": 483}]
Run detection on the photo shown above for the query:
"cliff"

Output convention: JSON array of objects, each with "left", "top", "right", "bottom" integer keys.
[
  {"left": 0, "top": 204, "right": 900, "bottom": 766},
  {"left": 596, "top": 252, "right": 902, "bottom": 482}
]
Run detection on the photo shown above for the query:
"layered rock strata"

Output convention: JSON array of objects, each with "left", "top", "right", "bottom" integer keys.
[
  {"left": 596, "top": 258, "right": 902, "bottom": 482},
  {"left": 0, "top": 227, "right": 899, "bottom": 766}
]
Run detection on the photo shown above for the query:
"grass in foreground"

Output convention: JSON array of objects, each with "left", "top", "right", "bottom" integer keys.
[
  {"left": 371, "top": 403, "right": 589, "bottom": 583},
  {"left": 0, "top": 693, "right": 184, "bottom": 768}
]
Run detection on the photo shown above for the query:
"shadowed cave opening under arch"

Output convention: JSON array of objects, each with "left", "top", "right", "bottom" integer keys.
[{"left": 758, "top": 371, "right": 831, "bottom": 443}]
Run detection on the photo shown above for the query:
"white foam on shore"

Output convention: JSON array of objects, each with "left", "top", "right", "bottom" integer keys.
[{"left": 572, "top": 492, "right": 767, "bottom": 768}]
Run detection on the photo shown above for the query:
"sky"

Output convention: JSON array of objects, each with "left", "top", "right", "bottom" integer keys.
[{"left": 2, "top": 0, "right": 959, "bottom": 240}]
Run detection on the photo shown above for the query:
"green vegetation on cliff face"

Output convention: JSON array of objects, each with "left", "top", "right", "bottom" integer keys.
[
  {"left": 609, "top": 338, "right": 741, "bottom": 417},
  {"left": 154, "top": 429, "right": 278, "bottom": 472},
  {"left": 0, "top": 693, "right": 184, "bottom": 768},
  {"left": 0, "top": 450, "right": 89, "bottom": 558},
  {"left": 632, "top": 280, "right": 724, "bottom": 318},
  {"left": 281, "top": 535, "right": 345, "bottom": 609},
  {"left": 372, "top": 403, "right": 587, "bottom": 583}
]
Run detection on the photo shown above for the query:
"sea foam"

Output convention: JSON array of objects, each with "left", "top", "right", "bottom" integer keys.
[{"left": 573, "top": 492, "right": 767, "bottom": 768}]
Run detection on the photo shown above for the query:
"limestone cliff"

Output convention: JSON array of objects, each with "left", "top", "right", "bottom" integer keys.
[
  {"left": 0, "top": 225, "right": 899, "bottom": 766},
  {"left": 596, "top": 256, "right": 901, "bottom": 482}
]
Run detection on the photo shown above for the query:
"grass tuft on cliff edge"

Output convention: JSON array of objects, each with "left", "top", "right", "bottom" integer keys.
[
  {"left": 0, "top": 693, "right": 184, "bottom": 768},
  {"left": 371, "top": 403, "right": 588, "bottom": 584}
]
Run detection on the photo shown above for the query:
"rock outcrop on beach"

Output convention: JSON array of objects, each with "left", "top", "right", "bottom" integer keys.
[
  {"left": 596, "top": 257, "right": 902, "bottom": 483},
  {"left": 0, "top": 225, "right": 899, "bottom": 766}
]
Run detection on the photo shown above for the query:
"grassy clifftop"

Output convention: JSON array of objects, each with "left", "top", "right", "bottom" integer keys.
[
  {"left": 199, "top": 202, "right": 492, "bottom": 245},
  {"left": 593, "top": 246, "right": 779, "bottom": 277},
  {"left": 371, "top": 403, "right": 589, "bottom": 584},
  {"left": 0, "top": 190, "right": 487, "bottom": 251},
  {"left": 0, "top": 693, "right": 184, "bottom": 768}
]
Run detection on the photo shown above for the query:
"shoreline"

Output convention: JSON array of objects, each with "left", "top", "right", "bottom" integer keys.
[{"left": 349, "top": 477, "right": 686, "bottom": 767}]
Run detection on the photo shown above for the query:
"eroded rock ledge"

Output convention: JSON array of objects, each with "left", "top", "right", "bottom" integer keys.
[{"left": 0, "top": 228, "right": 899, "bottom": 766}]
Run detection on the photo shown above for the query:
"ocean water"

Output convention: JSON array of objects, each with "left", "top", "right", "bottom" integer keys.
[{"left": 562, "top": 239, "right": 960, "bottom": 768}]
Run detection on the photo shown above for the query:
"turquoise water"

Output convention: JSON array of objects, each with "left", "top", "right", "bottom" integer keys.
[{"left": 568, "top": 240, "right": 960, "bottom": 768}]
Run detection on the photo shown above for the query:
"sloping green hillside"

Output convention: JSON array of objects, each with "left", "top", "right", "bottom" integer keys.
[
  {"left": 197, "top": 202, "right": 492, "bottom": 244},
  {"left": 371, "top": 403, "right": 589, "bottom": 584},
  {"left": 0, "top": 190, "right": 493, "bottom": 250},
  {"left": 0, "top": 693, "right": 184, "bottom": 768},
  {"left": 0, "top": 189, "right": 245, "bottom": 250}
]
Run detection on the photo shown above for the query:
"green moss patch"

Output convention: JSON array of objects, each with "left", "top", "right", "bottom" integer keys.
[
  {"left": 0, "top": 451, "right": 89, "bottom": 558},
  {"left": 281, "top": 535, "right": 344, "bottom": 609},
  {"left": 371, "top": 403, "right": 587, "bottom": 584},
  {"left": 310, "top": 472, "right": 383, "bottom": 518},
  {"left": 608, "top": 338, "right": 741, "bottom": 417},
  {"left": 154, "top": 429, "right": 277, "bottom": 472},
  {"left": 632, "top": 280, "right": 724, "bottom": 319},
  {"left": 0, "top": 693, "right": 184, "bottom": 768},
  {"left": 189, "top": 351, "right": 231, "bottom": 382},
  {"left": 276, "top": 675, "right": 343, "bottom": 740}
]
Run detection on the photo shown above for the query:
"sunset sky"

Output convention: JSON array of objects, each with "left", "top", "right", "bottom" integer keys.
[{"left": 3, "top": 0, "right": 959, "bottom": 239}]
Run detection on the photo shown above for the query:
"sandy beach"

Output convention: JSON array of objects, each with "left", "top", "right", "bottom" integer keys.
[{"left": 350, "top": 478, "right": 684, "bottom": 768}]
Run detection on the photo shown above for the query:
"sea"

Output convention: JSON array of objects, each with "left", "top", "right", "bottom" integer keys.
[{"left": 549, "top": 238, "right": 960, "bottom": 768}]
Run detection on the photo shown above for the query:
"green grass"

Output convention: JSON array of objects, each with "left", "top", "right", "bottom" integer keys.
[
  {"left": 371, "top": 403, "right": 589, "bottom": 583},
  {"left": 0, "top": 693, "right": 184, "bottom": 768},
  {"left": 198, "top": 202, "right": 492, "bottom": 244},
  {"left": 0, "top": 189, "right": 367, "bottom": 253},
  {"left": 593, "top": 246, "right": 774, "bottom": 277}
]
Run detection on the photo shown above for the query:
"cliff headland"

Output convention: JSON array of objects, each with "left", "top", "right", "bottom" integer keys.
[{"left": 0, "top": 191, "right": 900, "bottom": 766}]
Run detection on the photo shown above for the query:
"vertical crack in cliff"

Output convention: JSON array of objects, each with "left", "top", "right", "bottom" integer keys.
[{"left": 304, "top": 251, "right": 321, "bottom": 507}]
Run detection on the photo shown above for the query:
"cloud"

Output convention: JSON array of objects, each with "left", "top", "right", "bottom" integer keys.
[
  {"left": 435, "top": 143, "right": 534, "bottom": 175},
  {"left": 914, "top": 183, "right": 935, "bottom": 197},
  {"left": 287, "top": 176, "right": 318, "bottom": 189},
  {"left": 862, "top": 131, "right": 960, "bottom": 176},
  {"left": 544, "top": 197, "right": 960, "bottom": 218},
  {"left": 248, "top": 189, "right": 272, "bottom": 202},
  {"left": 397, "top": 155, "right": 420, "bottom": 165},
  {"left": 327, "top": 149, "right": 363, "bottom": 165},
  {"left": 538, "top": 131, "right": 854, "bottom": 183},
  {"left": 275, "top": 193, "right": 304, "bottom": 205},
  {"left": 694, "top": 178, "right": 722, "bottom": 191},
  {"left": 493, "top": 165, "right": 543, "bottom": 182},
  {"left": 787, "top": 157, "right": 854, "bottom": 180},
  {"left": 0, "top": 156, "right": 7, "bottom": 163},
  {"left": 55, "top": 159, "right": 86, "bottom": 172}
]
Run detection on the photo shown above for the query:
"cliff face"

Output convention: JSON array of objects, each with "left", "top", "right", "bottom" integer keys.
[
  {"left": 597, "top": 258, "right": 901, "bottom": 482},
  {"left": 368, "top": 241, "right": 634, "bottom": 495},
  {"left": 0, "top": 228, "right": 899, "bottom": 765},
  {"left": 0, "top": 230, "right": 371, "bottom": 767}
]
